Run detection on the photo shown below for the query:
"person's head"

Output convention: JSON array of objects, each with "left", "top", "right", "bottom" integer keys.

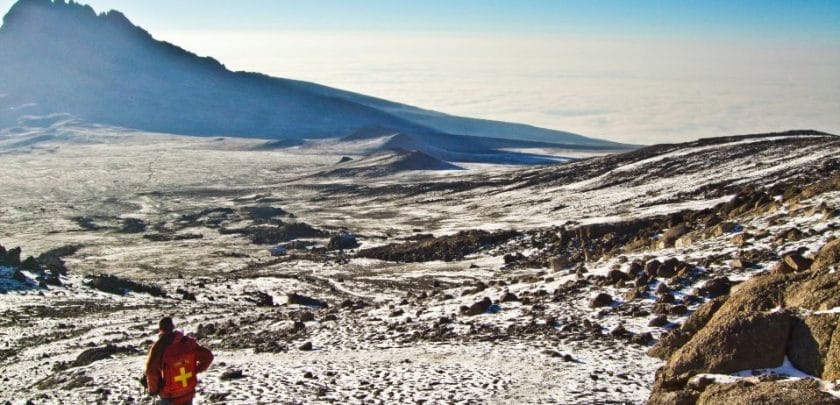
[{"left": 159, "top": 316, "right": 174, "bottom": 334}]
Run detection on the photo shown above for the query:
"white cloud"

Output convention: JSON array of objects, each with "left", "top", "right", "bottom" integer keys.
[{"left": 155, "top": 30, "right": 840, "bottom": 144}]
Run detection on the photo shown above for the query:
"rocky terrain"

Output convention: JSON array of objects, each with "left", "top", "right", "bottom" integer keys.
[{"left": 0, "top": 128, "right": 839, "bottom": 404}]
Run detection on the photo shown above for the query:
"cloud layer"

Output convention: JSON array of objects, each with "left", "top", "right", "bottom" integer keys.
[{"left": 157, "top": 30, "right": 840, "bottom": 144}]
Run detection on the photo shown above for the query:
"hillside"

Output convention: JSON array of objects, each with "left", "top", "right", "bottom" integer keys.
[{"left": 0, "top": 127, "right": 838, "bottom": 403}]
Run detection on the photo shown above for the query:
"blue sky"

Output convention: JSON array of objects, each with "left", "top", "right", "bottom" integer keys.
[
  {"left": 4, "top": 0, "right": 839, "bottom": 41},
  {"left": 2, "top": 0, "right": 839, "bottom": 142}
]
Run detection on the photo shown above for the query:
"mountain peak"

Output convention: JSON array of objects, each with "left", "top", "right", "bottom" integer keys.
[
  {"left": 2, "top": 0, "right": 95, "bottom": 33},
  {"left": 0, "top": 0, "right": 625, "bottom": 149}
]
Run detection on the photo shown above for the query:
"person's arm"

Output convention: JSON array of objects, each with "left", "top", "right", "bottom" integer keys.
[
  {"left": 144, "top": 341, "right": 163, "bottom": 394},
  {"left": 195, "top": 344, "right": 214, "bottom": 373}
]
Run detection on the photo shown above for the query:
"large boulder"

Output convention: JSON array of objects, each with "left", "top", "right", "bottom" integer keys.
[
  {"left": 660, "top": 224, "right": 690, "bottom": 248},
  {"left": 811, "top": 238, "right": 840, "bottom": 271},
  {"left": 605, "top": 269, "right": 629, "bottom": 285},
  {"left": 661, "top": 311, "right": 791, "bottom": 385},
  {"left": 828, "top": 324, "right": 840, "bottom": 381},
  {"left": 1, "top": 246, "right": 22, "bottom": 267},
  {"left": 785, "top": 271, "right": 840, "bottom": 311},
  {"left": 589, "top": 293, "right": 613, "bottom": 308},
  {"left": 287, "top": 293, "right": 328, "bottom": 308},
  {"left": 327, "top": 232, "right": 359, "bottom": 251},
  {"left": 783, "top": 253, "right": 813, "bottom": 272},
  {"left": 712, "top": 272, "right": 800, "bottom": 321},
  {"left": 463, "top": 297, "right": 492, "bottom": 316},
  {"left": 681, "top": 297, "right": 728, "bottom": 337},
  {"left": 787, "top": 313, "right": 840, "bottom": 379},
  {"left": 696, "top": 379, "right": 840, "bottom": 405},
  {"left": 695, "top": 278, "right": 732, "bottom": 299}
]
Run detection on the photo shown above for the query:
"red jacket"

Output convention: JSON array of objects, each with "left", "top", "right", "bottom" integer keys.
[{"left": 145, "top": 331, "right": 214, "bottom": 404}]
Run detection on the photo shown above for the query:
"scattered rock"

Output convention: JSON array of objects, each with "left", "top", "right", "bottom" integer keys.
[
  {"left": 248, "top": 291, "right": 274, "bottom": 307},
  {"left": 327, "top": 231, "right": 359, "bottom": 251},
  {"left": 287, "top": 293, "right": 328, "bottom": 308},
  {"left": 72, "top": 345, "right": 139, "bottom": 369},
  {"left": 772, "top": 260, "right": 795, "bottom": 274},
  {"left": 656, "top": 293, "right": 675, "bottom": 304},
  {"left": 626, "top": 261, "right": 644, "bottom": 277},
  {"left": 299, "top": 342, "right": 314, "bottom": 351},
  {"left": 220, "top": 369, "right": 244, "bottom": 381},
  {"left": 605, "top": 269, "right": 629, "bottom": 285},
  {"left": 645, "top": 260, "right": 662, "bottom": 277},
  {"left": 696, "top": 277, "right": 732, "bottom": 299},
  {"left": 649, "top": 315, "right": 668, "bottom": 327},
  {"left": 669, "top": 305, "right": 688, "bottom": 316},
  {"left": 549, "top": 256, "right": 569, "bottom": 271},
  {"left": 500, "top": 292, "right": 519, "bottom": 302},
  {"left": 631, "top": 332, "right": 654, "bottom": 345},
  {"left": 783, "top": 253, "right": 813, "bottom": 272},
  {"left": 463, "top": 297, "right": 492, "bottom": 316},
  {"left": 589, "top": 293, "right": 613, "bottom": 308},
  {"left": 697, "top": 378, "right": 840, "bottom": 405},
  {"left": 84, "top": 274, "right": 166, "bottom": 297},
  {"left": 357, "top": 229, "right": 520, "bottom": 263}
]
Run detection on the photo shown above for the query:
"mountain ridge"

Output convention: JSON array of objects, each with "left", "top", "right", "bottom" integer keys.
[{"left": 0, "top": 0, "right": 625, "bottom": 148}]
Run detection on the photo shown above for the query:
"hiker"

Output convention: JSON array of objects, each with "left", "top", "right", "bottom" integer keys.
[{"left": 144, "top": 317, "right": 214, "bottom": 405}]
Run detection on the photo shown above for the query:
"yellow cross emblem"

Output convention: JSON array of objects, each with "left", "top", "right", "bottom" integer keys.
[{"left": 174, "top": 367, "right": 193, "bottom": 388}]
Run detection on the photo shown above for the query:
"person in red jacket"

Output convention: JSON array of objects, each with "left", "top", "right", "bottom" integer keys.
[{"left": 145, "top": 317, "right": 214, "bottom": 405}]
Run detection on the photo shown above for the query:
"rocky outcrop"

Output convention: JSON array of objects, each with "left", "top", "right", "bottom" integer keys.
[
  {"left": 788, "top": 314, "right": 840, "bottom": 379},
  {"left": 647, "top": 241, "right": 840, "bottom": 403},
  {"left": 327, "top": 232, "right": 360, "bottom": 251},
  {"left": 287, "top": 293, "right": 328, "bottom": 308},
  {"left": 811, "top": 238, "right": 840, "bottom": 271},
  {"left": 661, "top": 311, "right": 791, "bottom": 385},
  {"left": 357, "top": 229, "right": 519, "bottom": 262},
  {"left": 84, "top": 274, "right": 166, "bottom": 297},
  {"left": 696, "top": 379, "right": 839, "bottom": 405}
]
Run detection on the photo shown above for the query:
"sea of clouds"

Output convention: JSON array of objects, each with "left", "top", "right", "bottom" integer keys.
[{"left": 157, "top": 30, "right": 840, "bottom": 144}]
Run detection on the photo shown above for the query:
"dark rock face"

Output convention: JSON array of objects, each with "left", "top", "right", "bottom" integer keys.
[
  {"left": 71, "top": 345, "right": 139, "bottom": 369},
  {"left": 327, "top": 232, "right": 359, "bottom": 251},
  {"left": 787, "top": 314, "right": 839, "bottom": 378},
  {"left": 357, "top": 230, "right": 519, "bottom": 263},
  {"left": 84, "top": 274, "right": 166, "bottom": 297},
  {"left": 119, "top": 218, "right": 147, "bottom": 233},
  {"left": 220, "top": 223, "right": 328, "bottom": 245},
  {"left": 287, "top": 293, "right": 328, "bottom": 308},
  {"left": 1, "top": 246, "right": 22, "bottom": 266}
]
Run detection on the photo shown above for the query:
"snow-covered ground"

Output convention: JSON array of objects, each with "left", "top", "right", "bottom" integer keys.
[{"left": 0, "top": 125, "right": 838, "bottom": 403}]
